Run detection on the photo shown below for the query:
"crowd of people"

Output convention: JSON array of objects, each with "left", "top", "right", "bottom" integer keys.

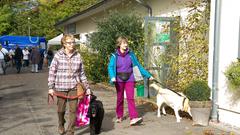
[{"left": 0, "top": 43, "right": 54, "bottom": 75}]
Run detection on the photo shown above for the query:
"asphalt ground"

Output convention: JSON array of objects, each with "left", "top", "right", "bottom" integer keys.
[{"left": 0, "top": 66, "right": 238, "bottom": 135}]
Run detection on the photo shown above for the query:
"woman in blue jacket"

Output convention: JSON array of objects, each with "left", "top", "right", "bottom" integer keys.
[{"left": 108, "top": 36, "right": 153, "bottom": 126}]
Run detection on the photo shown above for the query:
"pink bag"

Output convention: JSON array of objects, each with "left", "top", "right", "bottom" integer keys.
[{"left": 75, "top": 95, "right": 90, "bottom": 127}]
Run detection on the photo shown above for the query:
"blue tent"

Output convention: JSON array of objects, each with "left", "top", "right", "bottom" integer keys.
[{"left": 0, "top": 35, "right": 46, "bottom": 50}]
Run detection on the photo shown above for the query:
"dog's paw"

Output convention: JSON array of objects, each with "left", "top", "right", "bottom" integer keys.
[
  {"left": 157, "top": 114, "right": 161, "bottom": 118},
  {"left": 176, "top": 119, "right": 181, "bottom": 123}
]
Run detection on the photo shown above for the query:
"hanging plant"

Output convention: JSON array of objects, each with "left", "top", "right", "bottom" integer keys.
[{"left": 224, "top": 58, "right": 240, "bottom": 92}]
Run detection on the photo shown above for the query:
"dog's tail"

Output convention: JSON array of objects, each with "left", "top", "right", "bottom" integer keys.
[{"left": 183, "top": 98, "right": 190, "bottom": 112}]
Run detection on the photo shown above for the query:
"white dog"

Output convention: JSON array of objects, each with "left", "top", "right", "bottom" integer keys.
[{"left": 150, "top": 83, "right": 192, "bottom": 122}]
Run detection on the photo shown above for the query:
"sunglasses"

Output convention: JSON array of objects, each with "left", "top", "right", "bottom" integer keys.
[{"left": 65, "top": 42, "right": 76, "bottom": 45}]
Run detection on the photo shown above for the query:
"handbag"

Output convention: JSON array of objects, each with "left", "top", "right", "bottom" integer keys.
[
  {"left": 0, "top": 50, "right": 10, "bottom": 62},
  {"left": 117, "top": 72, "right": 131, "bottom": 81},
  {"left": 76, "top": 82, "right": 85, "bottom": 98},
  {"left": 76, "top": 95, "right": 91, "bottom": 127}
]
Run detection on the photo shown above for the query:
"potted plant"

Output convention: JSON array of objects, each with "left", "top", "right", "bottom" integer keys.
[
  {"left": 184, "top": 80, "right": 212, "bottom": 126},
  {"left": 224, "top": 59, "right": 240, "bottom": 95}
]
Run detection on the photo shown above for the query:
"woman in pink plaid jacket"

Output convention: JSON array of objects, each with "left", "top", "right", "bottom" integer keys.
[{"left": 48, "top": 34, "right": 91, "bottom": 135}]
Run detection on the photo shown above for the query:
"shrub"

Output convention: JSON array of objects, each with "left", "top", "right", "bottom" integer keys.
[
  {"left": 184, "top": 80, "right": 211, "bottom": 101},
  {"left": 224, "top": 59, "right": 240, "bottom": 91},
  {"left": 80, "top": 48, "right": 108, "bottom": 83},
  {"left": 89, "top": 11, "right": 144, "bottom": 61}
]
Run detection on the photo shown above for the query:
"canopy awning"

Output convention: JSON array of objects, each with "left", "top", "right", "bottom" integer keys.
[
  {"left": 47, "top": 34, "right": 80, "bottom": 46},
  {"left": 0, "top": 35, "right": 46, "bottom": 49}
]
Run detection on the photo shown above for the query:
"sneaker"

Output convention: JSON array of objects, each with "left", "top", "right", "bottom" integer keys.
[
  {"left": 130, "top": 117, "right": 143, "bottom": 126},
  {"left": 115, "top": 118, "right": 122, "bottom": 123}
]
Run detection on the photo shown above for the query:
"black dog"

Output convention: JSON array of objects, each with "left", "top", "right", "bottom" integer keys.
[{"left": 87, "top": 95, "right": 104, "bottom": 135}]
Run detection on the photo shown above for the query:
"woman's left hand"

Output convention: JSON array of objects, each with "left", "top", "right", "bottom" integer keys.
[
  {"left": 149, "top": 76, "right": 154, "bottom": 80},
  {"left": 86, "top": 89, "right": 92, "bottom": 95}
]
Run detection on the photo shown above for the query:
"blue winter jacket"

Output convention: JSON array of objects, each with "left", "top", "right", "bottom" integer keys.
[{"left": 108, "top": 51, "right": 151, "bottom": 84}]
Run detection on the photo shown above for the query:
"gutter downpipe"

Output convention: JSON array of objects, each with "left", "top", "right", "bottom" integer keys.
[
  {"left": 135, "top": 0, "right": 152, "bottom": 98},
  {"left": 135, "top": 0, "right": 152, "bottom": 17},
  {"left": 211, "top": 0, "right": 221, "bottom": 122}
]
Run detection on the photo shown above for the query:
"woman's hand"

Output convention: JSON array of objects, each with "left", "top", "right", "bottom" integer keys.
[
  {"left": 111, "top": 77, "right": 116, "bottom": 82},
  {"left": 48, "top": 89, "right": 54, "bottom": 96},
  {"left": 86, "top": 89, "right": 92, "bottom": 95},
  {"left": 149, "top": 76, "right": 154, "bottom": 81}
]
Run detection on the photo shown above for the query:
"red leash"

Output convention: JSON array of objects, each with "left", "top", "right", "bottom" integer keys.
[{"left": 48, "top": 91, "right": 85, "bottom": 105}]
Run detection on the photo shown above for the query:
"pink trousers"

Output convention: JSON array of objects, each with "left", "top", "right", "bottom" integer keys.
[{"left": 115, "top": 82, "right": 138, "bottom": 120}]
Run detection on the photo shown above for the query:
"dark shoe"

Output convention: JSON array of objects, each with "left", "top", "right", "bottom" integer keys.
[
  {"left": 58, "top": 126, "right": 65, "bottom": 135},
  {"left": 58, "top": 112, "right": 66, "bottom": 134}
]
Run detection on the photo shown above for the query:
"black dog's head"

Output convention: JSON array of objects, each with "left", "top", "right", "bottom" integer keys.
[{"left": 87, "top": 95, "right": 101, "bottom": 118}]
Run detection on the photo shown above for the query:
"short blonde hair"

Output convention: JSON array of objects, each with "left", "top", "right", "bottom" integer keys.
[
  {"left": 61, "top": 34, "right": 75, "bottom": 47},
  {"left": 116, "top": 36, "right": 128, "bottom": 48}
]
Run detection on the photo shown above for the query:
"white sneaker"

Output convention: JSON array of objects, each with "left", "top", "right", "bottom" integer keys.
[
  {"left": 130, "top": 117, "right": 143, "bottom": 126},
  {"left": 115, "top": 118, "right": 122, "bottom": 123}
]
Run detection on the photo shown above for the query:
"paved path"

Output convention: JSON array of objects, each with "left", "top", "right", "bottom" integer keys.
[{"left": 0, "top": 67, "right": 237, "bottom": 135}]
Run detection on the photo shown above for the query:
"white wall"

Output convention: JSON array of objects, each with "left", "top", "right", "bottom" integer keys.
[
  {"left": 73, "top": 0, "right": 191, "bottom": 35},
  {"left": 209, "top": 0, "right": 240, "bottom": 128}
]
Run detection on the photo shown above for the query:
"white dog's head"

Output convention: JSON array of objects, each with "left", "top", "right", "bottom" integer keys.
[
  {"left": 182, "top": 98, "right": 190, "bottom": 112},
  {"left": 150, "top": 83, "right": 163, "bottom": 92}
]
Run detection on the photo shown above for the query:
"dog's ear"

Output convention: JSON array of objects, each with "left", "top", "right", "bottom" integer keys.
[{"left": 183, "top": 98, "right": 190, "bottom": 112}]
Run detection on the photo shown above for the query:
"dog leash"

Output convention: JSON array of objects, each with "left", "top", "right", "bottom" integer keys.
[
  {"left": 151, "top": 79, "right": 183, "bottom": 97},
  {"left": 48, "top": 91, "right": 85, "bottom": 105}
]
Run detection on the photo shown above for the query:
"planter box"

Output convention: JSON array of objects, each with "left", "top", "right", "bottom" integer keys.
[{"left": 189, "top": 101, "right": 212, "bottom": 126}]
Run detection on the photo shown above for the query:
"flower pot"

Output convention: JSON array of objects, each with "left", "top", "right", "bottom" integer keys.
[{"left": 189, "top": 101, "right": 212, "bottom": 126}]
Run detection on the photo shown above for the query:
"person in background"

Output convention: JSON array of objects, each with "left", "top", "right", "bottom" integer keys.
[
  {"left": 38, "top": 46, "right": 45, "bottom": 70},
  {"left": 108, "top": 36, "right": 153, "bottom": 126},
  {"left": 14, "top": 45, "right": 23, "bottom": 73},
  {"left": 22, "top": 47, "right": 30, "bottom": 67},
  {"left": 9, "top": 46, "right": 15, "bottom": 68},
  {"left": 46, "top": 47, "right": 54, "bottom": 68},
  {"left": 48, "top": 34, "right": 91, "bottom": 135},
  {"left": 30, "top": 46, "right": 40, "bottom": 73},
  {"left": 0, "top": 44, "right": 9, "bottom": 75}
]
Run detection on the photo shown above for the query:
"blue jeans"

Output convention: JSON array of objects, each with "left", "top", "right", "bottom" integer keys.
[{"left": 15, "top": 59, "right": 22, "bottom": 73}]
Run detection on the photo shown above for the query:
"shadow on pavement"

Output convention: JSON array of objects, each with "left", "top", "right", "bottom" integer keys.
[{"left": 0, "top": 84, "right": 25, "bottom": 91}]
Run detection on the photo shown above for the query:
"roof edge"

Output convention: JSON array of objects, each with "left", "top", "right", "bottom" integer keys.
[{"left": 55, "top": 0, "right": 108, "bottom": 27}]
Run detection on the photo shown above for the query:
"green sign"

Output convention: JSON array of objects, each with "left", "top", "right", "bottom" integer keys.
[{"left": 155, "top": 33, "right": 170, "bottom": 44}]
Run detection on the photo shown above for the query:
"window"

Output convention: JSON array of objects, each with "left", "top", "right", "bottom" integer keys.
[{"left": 65, "top": 23, "right": 76, "bottom": 34}]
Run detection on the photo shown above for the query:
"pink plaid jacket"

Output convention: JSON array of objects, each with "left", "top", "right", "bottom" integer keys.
[{"left": 48, "top": 48, "right": 89, "bottom": 91}]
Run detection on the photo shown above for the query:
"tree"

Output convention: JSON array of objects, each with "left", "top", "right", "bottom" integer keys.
[
  {"left": 1, "top": 0, "right": 100, "bottom": 39},
  {"left": 90, "top": 12, "right": 144, "bottom": 61},
  {"left": 0, "top": 5, "right": 13, "bottom": 35}
]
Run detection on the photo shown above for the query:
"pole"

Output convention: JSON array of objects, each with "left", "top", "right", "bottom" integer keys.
[
  {"left": 211, "top": 0, "right": 221, "bottom": 122},
  {"left": 28, "top": 17, "right": 31, "bottom": 36}
]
